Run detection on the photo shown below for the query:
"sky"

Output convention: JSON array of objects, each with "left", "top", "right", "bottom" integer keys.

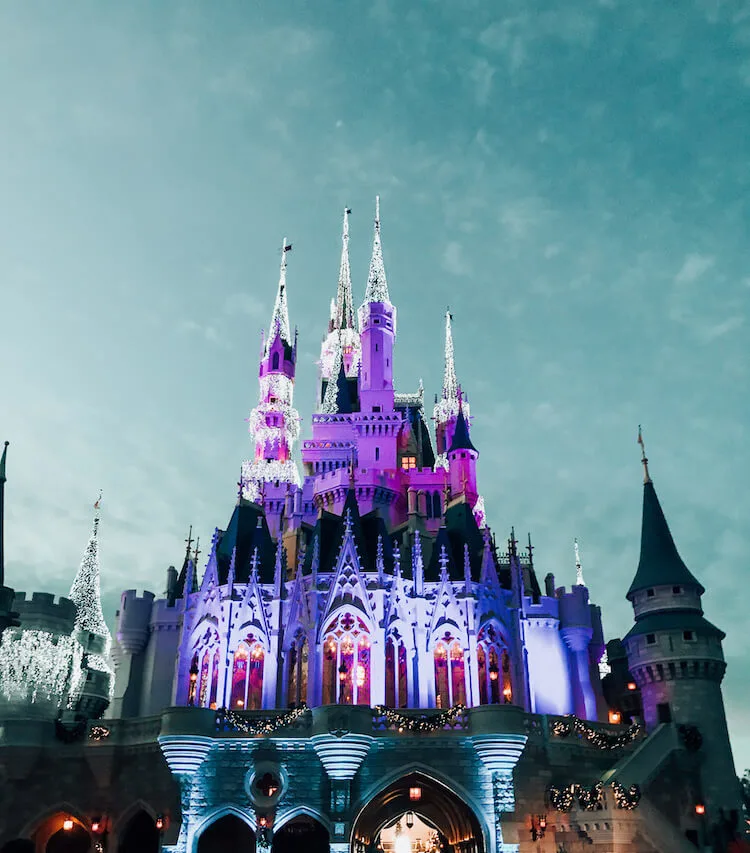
[{"left": 1, "top": 0, "right": 748, "bottom": 770}]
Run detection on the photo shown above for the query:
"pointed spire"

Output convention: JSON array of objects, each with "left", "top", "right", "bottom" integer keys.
[
  {"left": 321, "top": 335, "right": 345, "bottom": 413},
  {"left": 463, "top": 542, "right": 472, "bottom": 592},
  {"left": 0, "top": 441, "right": 8, "bottom": 587},
  {"left": 189, "top": 537, "right": 200, "bottom": 593},
  {"left": 274, "top": 531, "right": 285, "bottom": 597},
  {"left": 637, "top": 424, "right": 651, "bottom": 484},
  {"left": 392, "top": 539, "right": 402, "bottom": 578},
  {"left": 334, "top": 208, "right": 355, "bottom": 330},
  {"left": 69, "top": 493, "right": 110, "bottom": 641},
  {"left": 574, "top": 538, "right": 585, "bottom": 587},
  {"left": 439, "top": 544, "right": 450, "bottom": 583},
  {"left": 363, "top": 196, "right": 390, "bottom": 304},
  {"left": 227, "top": 546, "right": 237, "bottom": 593},
  {"left": 448, "top": 399, "right": 477, "bottom": 454},
  {"left": 443, "top": 310, "right": 458, "bottom": 402},
  {"left": 376, "top": 534, "right": 385, "bottom": 585},
  {"left": 250, "top": 546, "right": 260, "bottom": 583},
  {"left": 266, "top": 238, "right": 293, "bottom": 351}
]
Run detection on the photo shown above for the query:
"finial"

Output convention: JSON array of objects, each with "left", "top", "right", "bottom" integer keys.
[
  {"left": 574, "top": 537, "right": 585, "bottom": 586},
  {"left": 509, "top": 526, "right": 517, "bottom": 558},
  {"left": 237, "top": 470, "right": 245, "bottom": 503},
  {"left": 184, "top": 524, "right": 194, "bottom": 557},
  {"left": 637, "top": 424, "right": 651, "bottom": 484},
  {"left": 92, "top": 490, "right": 103, "bottom": 535},
  {"left": 193, "top": 536, "right": 201, "bottom": 568},
  {"left": 526, "top": 532, "right": 534, "bottom": 567},
  {"left": 0, "top": 441, "right": 8, "bottom": 483},
  {"left": 443, "top": 310, "right": 458, "bottom": 401}
]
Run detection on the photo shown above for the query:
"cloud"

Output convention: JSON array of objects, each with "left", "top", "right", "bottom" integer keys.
[
  {"left": 700, "top": 315, "right": 744, "bottom": 342},
  {"left": 442, "top": 241, "right": 471, "bottom": 276},
  {"left": 674, "top": 253, "right": 715, "bottom": 284}
]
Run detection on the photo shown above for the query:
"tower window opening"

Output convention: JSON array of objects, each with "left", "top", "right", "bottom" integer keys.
[
  {"left": 647, "top": 588, "right": 655, "bottom": 598},
  {"left": 683, "top": 630, "right": 695, "bottom": 641},
  {"left": 375, "top": 344, "right": 379, "bottom": 351},
  {"left": 401, "top": 456, "right": 417, "bottom": 471},
  {"left": 672, "top": 586, "right": 682, "bottom": 594},
  {"left": 646, "top": 633, "right": 656, "bottom": 645},
  {"left": 373, "top": 405, "right": 381, "bottom": 412},
  {"left": 272, "top": 352, "right": 280, "bottom": 370},
  {"left": 375, "top": 447, "right": 380, "bottom": 461}
]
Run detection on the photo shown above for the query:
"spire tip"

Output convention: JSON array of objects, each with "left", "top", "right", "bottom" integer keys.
[{"left": 637, "top": 425, "right": 651, "bottom": 484}]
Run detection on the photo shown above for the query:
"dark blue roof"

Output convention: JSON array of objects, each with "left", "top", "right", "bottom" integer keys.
[{"left": 448, "top": 406, "right": 477, "bottom": 454}]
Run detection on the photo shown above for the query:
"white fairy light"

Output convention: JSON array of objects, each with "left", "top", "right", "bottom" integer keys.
[
  {"left": 472, "top": 495, "right": 486, "bottom": 529},
  {"left": 0, "top": 628, "right": 83, "bottom": 707},
  {"left": 321, "top": 337, "right": 345, "bottom": 414},
  {"left": 361, "top": 196, "right": 390, "bottom": 307},
  {"left": 265, "top": 239, "right": 292, "bottom": 353},
  {"left": 433, "top": 311, "right": 469, "bottom": 428},
  {"left": 69, "top": 496, "right": 111, "bottom": 642}
]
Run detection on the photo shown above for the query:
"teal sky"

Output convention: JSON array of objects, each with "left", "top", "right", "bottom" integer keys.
[{"left": 1, "top": 1, "right": 748, "bottom": 769}]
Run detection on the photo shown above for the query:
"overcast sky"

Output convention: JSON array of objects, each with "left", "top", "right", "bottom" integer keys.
[{"left": 1, "top": 0, "right": 748, "bottom": 770}]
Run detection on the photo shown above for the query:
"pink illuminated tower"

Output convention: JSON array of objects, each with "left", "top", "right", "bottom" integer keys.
[{"left": 242, "top": 240, "right": 301, "bottom": 513}]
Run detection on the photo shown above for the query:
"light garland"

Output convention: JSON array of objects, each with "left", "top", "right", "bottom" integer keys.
[
  {"left": 242, "top": 459, "right": 301, "bottom": 498},
  {"left": 265, "top": 243, "right": 292, "bottom": 353},
  {"left": 361, "top": 195, "right": 390, "bottom": 307},
  {"left": 551, "top": 715, "right": 640, "bottom": 749},
  {"left": 217, "top": 703, "right": 309, "bottom": 735},
  {"left": 472, "top": 495, "right": 486, "bottom": 529},
  {"left": 319, "top": 327, "right": 361, "bottom": 380},
  {"left": 547, "top": 781, "right": 641, "bottom": 811},
  {"left": 373, "top": 703, "right": 467, "bottom": 732},
  {"left": 247, "top": 402, "right": 301, "bottom": 448},
  {"left": 321, "top": 338, "right": 345, "bottom": 413},
  {"left": 89, "top": 724, "right": 111, "bottom": 741},
  {"left": 69, "top": 500, "right": 111, "bottom": 641},
  {"left": 259, "top": 374, "right": 294, "bottom": 406}
]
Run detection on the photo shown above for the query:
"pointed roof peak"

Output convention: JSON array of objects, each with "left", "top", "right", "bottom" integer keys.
[
  {"left": 448, "top": 400, "right": 477, "bottom": 454},
  {"left": 574, "top": 537, "right": 585, "bottom": 586},
  {"left": 637, "top": 424, "right": 651, "bottom": 484},
  {"left": 363, "top": 195, "right": 390, "bottom": 304},
  {"left": 266, "top": 238, "right": 293, "bottom": 351},
  {"left": 333, "top": 208, "right": 355, "bottom": 330},
  {"left": 69, "top": 497, "right": 110, "bottom": 640},
  {"left": 0, "top": 441, "right": 8, "bottom": 483},
  {"left": 443, "top": 310, "right": 458, "bottom": 401}
]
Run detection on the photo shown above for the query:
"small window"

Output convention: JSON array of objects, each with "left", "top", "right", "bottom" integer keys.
[
  {"left": 672, "top": 586, "right": 682, "bottom": 594},
  {"left": 272, "top": 352, "right": 280, "bottom": 370},
  {"left": 375, "top": 447, "right": 380, "bottom": 461},
  {"left": 401, "top": 456, "right": 417, "bottom": 471},
  {"left": 646, "top": 589, "right": 655, "bottom": 598},
  {"left": 372, "top": 405, "right": 381, "bottom": 412},
  {"left": 375, "top": 343, "right": 379, "bottom": 352},
  {"left": 646, "top": 633, "right": 656, "bottom": 645},
  {"left": 683, "top": 630, "right": 695, "bottom": 641},
  {"left": 657, "top": 702, "right": 672, "bottom": 724},
  {"left": 374, "top": 318, "right": 380, "bottom": 325}
]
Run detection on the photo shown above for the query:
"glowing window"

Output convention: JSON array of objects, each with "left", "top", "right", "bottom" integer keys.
[
  {"left": 322, "top": 612, "right": 371, "bottom": 706},
  {"left": 400, "top": 456, "right": 417, "bottom": 471}
]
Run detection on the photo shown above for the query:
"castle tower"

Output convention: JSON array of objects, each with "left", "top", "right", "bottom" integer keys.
[
  {"left": 68, "top": 495, "right": 114, "bottom": 718},
  {"left": 433, "top": 312, "right": 470, "bottom": 471},
  {"left": 242, "top": 240, "right": 301, "bottom": 507},
  {"left": 318, "top": 208, "right": 361, "bottom": 406},
  {"left": 0, "top": 441, "right": 20, "bottom": 634},
  {"left": 358, "top": 197, "right": 397, "bottom": 419},
  {"left": 447, "top": 402, "right": 478, "bottom": 507},
  {"left": 622, "top": 430, "right": 742, "bottom": 821}
]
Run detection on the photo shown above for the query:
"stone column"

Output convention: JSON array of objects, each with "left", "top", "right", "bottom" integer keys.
[
  {"left": 158, "top": 736, "right": 214, "bottom": 853},
  {"left": 472, "top": 733, "right": 527, "bottom": 853}
]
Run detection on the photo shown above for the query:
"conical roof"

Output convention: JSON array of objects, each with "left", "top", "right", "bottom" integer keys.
[
  {"left": 626, "top": 480, "right": 705, "bottom": 599},
  {"left": 448, "top": 405, "right": 477, "bottom": 454}
]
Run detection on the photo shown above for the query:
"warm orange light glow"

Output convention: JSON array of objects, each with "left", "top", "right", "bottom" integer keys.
[
  {"left": 695, "top": 804, "right": 705, "bottom": 815},
  {"left": 189, "top": 672, "right": 198, "bottom": 683},
  {"left": 503, "top": 686, "right": 512, "bottom": 700},
  {"left": 91, "top": 822, "right": 100, "bottom": 833},
  {"left": 259, "top": 816, "right": 268, "bottom": 828},
  {"left": 608, "top": 710, "right": 621, "bottom": 724},
  {"left": 357, "top": 664, "right": 366, "bottom": 687},
  {"left": 236, "top": 699, "right": 244, "bottom": 707},
  {"left": 63, "top": 819, "right": 74, "bottom": 831},
  {"left": 155, "top": 816, "right": 165, "bottom": 831},
  {"left": 627, "top": 682, "right": 637, "bottom": 691},
  {"left": 409, "top": 786, "right": 422, "bottom": 801}
]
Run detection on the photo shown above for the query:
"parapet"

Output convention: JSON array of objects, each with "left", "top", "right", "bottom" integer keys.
[{"left": 12, "top": 591, "right": 77, "bottom": 634}]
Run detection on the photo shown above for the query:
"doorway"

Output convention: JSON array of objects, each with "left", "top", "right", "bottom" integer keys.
[
  {"left": 272, "top": 816, "right": 329, "bottom": 853},
  {"left": 197, "top": 815, "right": 256, "bottom": 853}
]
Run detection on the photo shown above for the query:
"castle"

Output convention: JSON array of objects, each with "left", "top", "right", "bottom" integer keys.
[{"left": 0, "top": 202, "right": 744, "bottom": 853}]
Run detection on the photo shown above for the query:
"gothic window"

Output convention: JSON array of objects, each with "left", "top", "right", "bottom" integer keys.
[
  {"left": 322, "top": 612, "right": 371, "bottom": 706},
  {"left": 385, "top": 634, "right": 409, "bottom": 708},
  {"left": 432, "top": 491, "right": 441, "bottom": 518},
  {"left": 199, "top": 649, "right": 211, "bottom": 707},
  {"left": 400, "top": 456, "right": 417, "bottom": 471},
  {"left": 230, "top": 640, "right": 265, "bottom": 710},
  {"left": 272, "top": 352, "right": 280, "bottom": 370},
  {"left": 434, "top": 642, "right": 450, "bottom": 709},
  {"left": 230, "top": 643, "right": 248, "bottom": 708},
  {"left": 188, "top": 652, "right": 199, "bottom": 706},
  {"left": 287, "top": 632, "right": 309, "bottom": 707},
  {"left": 209, "top": 648, "right": 219, "bottom": 709},
  {"left": 477, "top": 625, "right": 513, "bottom": 705},
  {"left": 450, "top": 642, "right": 466, "bottom": 706}
]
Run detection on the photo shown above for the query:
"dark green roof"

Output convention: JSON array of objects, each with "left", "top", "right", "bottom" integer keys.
[
  {"left": 448, "top": 407, "right": 477, "bottom": 454},
  {"left": 626, "top": 481, "right": 705, "bottom": 599},
  {"left": 623, "top": 610, "right": 724, "bottom": 641}
]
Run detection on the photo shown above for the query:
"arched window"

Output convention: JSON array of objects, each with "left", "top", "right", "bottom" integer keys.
[
  {"left": 477, "top": 625, "right": 513, "bottom": 705},
  {"left": 385, "top": 633, "right": 409, "bottom": 708},
  {"left": 434, "top": 637, "right": 466, "bottom": 709},
  {"left": 209, "top": 648, "right": 219, "bottom": 709},
  {"left": 287, "top": 631, "right": 308, "bottom": 707},
  {"left": 322, "top": 611, "right": 371, "bottom": 706},
  {"left": 230, "top": 639, "right": 265, "bottom": 709},
  {"left": 188, "top": 652, "right": 199, "bottom": 706},
  {"left": 433, "top": 491, "right": 442, "bottom": 518},
  {"left": 272, "top": 351, "right": 280, "bottom": 370},
  {"left": 199, "top": 648, "right": 211, "bottom": 707}
]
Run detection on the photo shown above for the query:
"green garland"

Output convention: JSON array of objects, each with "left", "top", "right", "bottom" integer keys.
[
  {"left": 551, "top": 715, "right": 640, "bottom": 749},
  {"left": 218, "top": 704, "right": 309, "bottom": 735},
  {"left": 89, "top": 724, "right": 110, "bottom": 741},
  {"left": 373, "top": 703, "right": 467, "bottom": 732},
  {"left": 547, "top": 781, "right": 641, "bottom": 811}
]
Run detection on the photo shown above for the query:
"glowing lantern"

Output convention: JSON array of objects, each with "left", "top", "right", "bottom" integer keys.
[
  {"left": 409, "top": 786, "right": 422, "bottom": 801},
  {"left": 627, "top": 682, "right": 637, "bottom": 691},
  {"left": 608, "top": 710, "right": 622, "bottom": 724},
  {"left": 155, "top": 815, "right": 165, "bottom": 831},
  {"left": 695, "top": 804, "right": 705, "bottom": 815},
  {"left": 63, "top": 819, "right": 74, "bottom": 831}
]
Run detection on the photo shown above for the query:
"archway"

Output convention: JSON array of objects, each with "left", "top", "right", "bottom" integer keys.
[
  {"left": 197, "top": 815, "right": 256, "bottom": 853},
  {"left": 272, "top": 815, "right": 328, "bottom": 853},
  {"left": 352, "top": 772, "right": 484, "bottom": 853},
  {"left": 0, "top": 841, "right": 35, "bottom": 853},
  {"left": 118, "top": 810, "right": 159, "bottom": 853},
  {"left": 45, "top": 825, "right": 91, "bottom": 853}
]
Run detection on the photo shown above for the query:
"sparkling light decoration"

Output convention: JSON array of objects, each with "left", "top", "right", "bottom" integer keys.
[
  {"left": 89, "top": 724, "right": 111, "bottom": 740},
  {"left": 69, "top": 497, "right": 111, "bottom": 641},
  {"left": 361, "top": 196, "right": 390, "bottom": 306},
  {"left": 574, "top": 538, "right": 585, "bottom": 587},
  {"left": 551, "top": 715, "right": 640, "bottom": 749},
  {"left": 320, "top": 326, "right": 361, "bottom": 381},
  {"left": 547, "top": 781, "right": 641, "bottom": 811},
  {"left": 265, "top": 239, "right": 292, "bottom": 353},
  {"left": 217, "top": 703, "right": 309, "bottom": 735},
  {"left": 472, "top": 495, "right": 486, "bottom": 529},
  {"left": 372, "top": 703, "right": 466, "bottom": 732},
  {"left": 321, "top": 336, "right": 345, "bottom": 414},
  {"left": 611, "top": 781, "right": 641, "bottom": 809},
  {"left": 0, "top": 628, "right": 83, "bottom": 705}
]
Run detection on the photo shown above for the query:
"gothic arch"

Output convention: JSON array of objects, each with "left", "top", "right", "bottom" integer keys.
[
  {"left": 351, "top": 766, "right": 489, "bottom": 852},
  {"left": 191, "top": 806, "right": 255, "bottom": 853},
  {"left": 113, "top": 799, "right": 157, "bottom": 833},
  {"left": 273, "top": 806, "right": 331, "bottom": 833},
  {"left": 20, "top": 803, "right": 89, "bottom": 848}
]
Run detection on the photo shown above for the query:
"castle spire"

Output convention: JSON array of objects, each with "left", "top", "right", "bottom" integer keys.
[
  {"left": 69, "top": 494, "right": 111, "bottom": 642},
  {"left": 334, "top": 208, "right": 355, "bottom": 330},
  {"left": 442, "top": 310, "right": 458, "bottom": 402},
  {"left": 574, "top": 538, "right": 585, "bottom": 587},
  {"left": 266, "top": 238, "right": 293, "bottom": 352},
  {"left": 363, "top": 196, "right": 390, "bottom": 304},
  {"left": 637, "top": 424, "right": 651, "bottom": 484}
]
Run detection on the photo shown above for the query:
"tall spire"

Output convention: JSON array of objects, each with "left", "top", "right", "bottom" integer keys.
[
  {"left": 637, "top": 424, "right": 651, "bottom": 484},
  {"left": 334, "top": 208, "right": 355, "bottom": 330},
  {"left": 0, "top": 442, "right": 8, "bottom": 587},
  {"left": 574, "top": 538, "right": 585, "bottom": 586},
  {"left": 363, "top": 196, "right": 390, "bottom": 304},
  {"left": 442, "top": 310, "right": 458, "bottom": 402},
  {"left": 69, "top": 494, "right": 111, "bottom": 641},
  {"left": 266, "top": 238, "right": 293, "bottom": 351}
]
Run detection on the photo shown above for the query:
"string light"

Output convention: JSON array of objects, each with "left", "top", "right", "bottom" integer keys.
[
  {"left": 611, "top": 781, "right": 641, "bottom": 810},
  {"left": 89, "top": 725, "right": 110, "bottom": 741},
  {"left": 217, "top": 704, "right": 309, "bottom": 736},
  {"left": 551, "top": 715, "right": 640, "bottom": 749},
  {"left": 0, "top": 628, "right": 83, "bottom": 706},
  {"left": 372, "top": 703, "right": 466, "bottom": 732},
  {"left": 547, "top": 781, "right": 641, "bottom": 811}
]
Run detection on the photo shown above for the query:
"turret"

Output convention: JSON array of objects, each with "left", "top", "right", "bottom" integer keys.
[
  {"left": 447, "top": 402, "right": 478, "bottom": 507},
  {"left": 0, "top": 441, "right": 20, "bottom": 634},
  {"left": 622, "top": 428, "right": 742, "bottom": 823},
  {"left": 242, "top": 240, "right": 302, "bottom": 510},
  {"left": 358, "top": 196, "right": 397, "bottom": 415}
]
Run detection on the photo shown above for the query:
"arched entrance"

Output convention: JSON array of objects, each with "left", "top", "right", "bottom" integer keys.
[
  {"left": 197, "top": 815, "right": 256, "bottom": 853},
  {"left": 46, "top": 824, "right": 91, "bottom": 853},
  {"left": 118, "top": 810, "right": 159, "bottom": 853},
  {"left": 272, "top": 815, "right": 328, "bottom": 853},
  {"left": 352, "top": 772, "right": 484, "bottom": 853}
]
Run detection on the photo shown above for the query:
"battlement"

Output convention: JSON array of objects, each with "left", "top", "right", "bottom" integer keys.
[
  {"left": 116, "top": 590, "right": 156, "bottom": 655},
  {"left": 12, "top": 591, "right": 76, "bottom": 633}
]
